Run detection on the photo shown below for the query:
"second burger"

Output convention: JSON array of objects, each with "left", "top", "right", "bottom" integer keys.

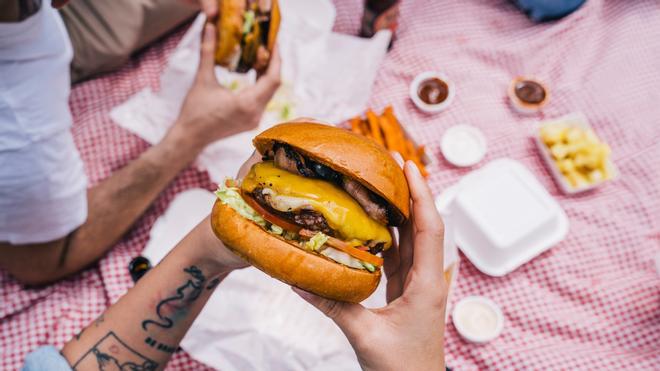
[{"left": 215, "top": 0, "right": 281, "bottom": 72}]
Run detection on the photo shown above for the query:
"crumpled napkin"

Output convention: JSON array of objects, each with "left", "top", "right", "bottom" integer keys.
[{"left": 110, "top": 0, "right": 391, "bottom": 183}]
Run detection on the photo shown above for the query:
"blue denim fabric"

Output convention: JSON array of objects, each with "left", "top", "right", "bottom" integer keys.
[
  {"left": 22, "top": 346, "right": 72, "bottom": 371},
  {"left": 513, "top": 0, "right": 587, "bottom": 22}
]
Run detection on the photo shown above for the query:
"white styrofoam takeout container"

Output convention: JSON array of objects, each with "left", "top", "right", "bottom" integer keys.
[
  {"left": 436, "top": 158, "right": 569, "bottom": 277},
  {"left": 534, "top": 112, "right": 619, "bottom": 195}
]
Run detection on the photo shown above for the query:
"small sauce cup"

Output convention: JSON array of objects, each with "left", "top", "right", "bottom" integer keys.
[
  {"left": 508, "top": 77, "right": 549, "bottom": 114},
  {"left": 410, "top": 71, "right": 455, "bottom": 113},
  {"left": 452, "top": 296, "right": 504, "bottom": 344}
]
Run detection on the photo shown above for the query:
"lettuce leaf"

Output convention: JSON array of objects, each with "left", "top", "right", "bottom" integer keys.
[
  {"left": 270, "top": 224, "right": 284, "bottom": 235},
  {"left": 242, "top": 10, "right": 255, "bottom": 34},
  {"left": 362, "top": 262, "right": 376, "bottom": 272},
  {"left": 215, "top": 180, "right": 266, "bottom": 228},
  {"left": 215, "top": 182, "right": 375, "bottom": 271},
  {"left": 304, "top": 232, "right": 329, "bottom": 251}
]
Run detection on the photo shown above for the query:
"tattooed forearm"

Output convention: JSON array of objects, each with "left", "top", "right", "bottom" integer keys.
[
  {"left": 73, "top": 332, "right": 158, "bottom": 371},
  {"left": 145, "top": 336, "right": 177, "bottom": 354},
  {"left": 206, "top": 277, "right": 221, "bottom": 290},
  {"left": 94, "top": 314, "right": 105, "bottom": 327},
  {"left": 141, "top": 266, "right": 207, "bottom": 331},
  {"left": 73, "top": 314, "right": 104, "bottom": 343}
]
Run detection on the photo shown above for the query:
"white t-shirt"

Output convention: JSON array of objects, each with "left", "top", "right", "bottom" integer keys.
[{"left": 0, "top": 3, "right": 87, "bottom": 244}]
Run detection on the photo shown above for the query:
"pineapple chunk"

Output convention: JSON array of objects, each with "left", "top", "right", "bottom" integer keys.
[
  {"left": 556, "top": 159, "right": 575, "bottom": 173},
  {"left": 588, "top": 169, "right": 604, "bottom": 183},
  {"left": 541, "top": 122, "right": 613, "bottom": 188},
  {"left": 566, "top": 127, "right": 584, "bottom": 143},
  {"left": 574, "top": 153, "right": 600, "bottom": 170},
  {"left": 565, "top": 170, "right": 589, "bottom": 188},
  {"left": 550, "top": 144, "right": 570, "bottom": 160},
  {"left": 540, "top": 124, "right": 568, "bottom": 146}
]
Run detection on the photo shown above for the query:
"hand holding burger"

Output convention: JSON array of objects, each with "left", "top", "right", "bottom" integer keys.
[
  {"left": 212, "top": 142, "right": 447, "bottom": 368},
  {"left": 170, "top": 21, "right": 281, "bottom": 149},
  {"left": 296, "top": 160, "right": 448, "bottom": 371},
  {"left": 211, "top": 119, "right": 410, "bottom": 302}
]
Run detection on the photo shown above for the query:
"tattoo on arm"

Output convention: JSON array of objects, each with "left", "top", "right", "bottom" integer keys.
[
  {"left": 72, "top": 332, "right": 158, "bottom": 371},
  {"left": 94, "top": 314, "right": 105, "bottom": 327},
  {"left": 141, "top": 266, "right": 206, "bottom": 331},
  {"left": 144, "top": 336, "right": 177, "bottom": 354},
  {"left": 73, "top": 314, "right": 104, "bottom": 342},
  {"left": 71, "top": 266, "right": 216, "bottom": 369},
  {"left": 206, "top": 277, "right": 221, "bottom": 290}
]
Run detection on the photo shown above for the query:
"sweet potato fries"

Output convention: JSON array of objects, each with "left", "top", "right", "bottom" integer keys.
[{"left": 348, "top": 106, "right": 429, "bottom": 177}]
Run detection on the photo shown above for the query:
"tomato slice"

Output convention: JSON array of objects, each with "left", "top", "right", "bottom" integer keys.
[
  {"left": 300, "top": 229, "right": 384, "bottom": 267},
  {"left": 327, "top": 239, "right": 384, "bottom": 267},
  {"left": 241, "top": 192, "right": 302, "bottom": 233}
]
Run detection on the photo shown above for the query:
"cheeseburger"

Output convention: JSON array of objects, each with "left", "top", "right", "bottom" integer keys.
[
  {"left": 215, "top": 0, "right": 281, "bottom": 72},
  {"left": 211, "top": 120, "right": 410, "bottom": 303}
]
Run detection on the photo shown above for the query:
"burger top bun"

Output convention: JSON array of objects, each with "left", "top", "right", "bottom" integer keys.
[
  {"left": 211, "top": 201, "right": 381, "bottom": 303},
  {"left": 215, "top": 0, "right": 245, "bottom": 66},
  {"left": 254, "top": 119, "right": 410, "bottom": 223},
  {"left": 267, "top": 0, "right": 281, "bottom": 53}
]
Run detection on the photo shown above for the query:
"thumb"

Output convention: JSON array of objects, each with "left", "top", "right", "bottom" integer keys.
[
  {"left": 199, "top": 0, "right": 218, "bottom": 18},
  {"left": 197, "top": 23, "right": 218, "bottom": 84},
  {"left": 293, "top": 287, "right": 371, "bottom": 339},
  {"left": 243, "top": 46, "right": 281, "bottom": 107}
]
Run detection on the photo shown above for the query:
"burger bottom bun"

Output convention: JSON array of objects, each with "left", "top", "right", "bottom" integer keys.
[{"left": 211, "top": 200, "right": 381, "bottom": 303}]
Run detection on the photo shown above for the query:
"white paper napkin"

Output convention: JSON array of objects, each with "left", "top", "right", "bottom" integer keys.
[
  {"left": 111, "top": 0, "right": 391, "bottom": 184},
  {"left": 141, "top": 188, "right": 216, "bottom": 264},
  {"left": 142, "top": 188, "right": 387, "bottom": 371}
]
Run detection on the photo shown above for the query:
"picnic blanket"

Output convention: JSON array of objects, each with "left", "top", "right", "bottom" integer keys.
[{"left": 1, "top": 0, "right": 659, "bottom": 369}]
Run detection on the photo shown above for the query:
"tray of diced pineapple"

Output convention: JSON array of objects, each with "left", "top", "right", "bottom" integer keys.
[{"left": 534, "top": 113, "right": 618, "bottom": 194}]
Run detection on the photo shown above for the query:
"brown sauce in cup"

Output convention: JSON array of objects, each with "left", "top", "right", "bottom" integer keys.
[
  {"left": 418, "top": 78, "right": 449, "bottom": 105},
  {"left": 514, "top": 80, "right": 546, "bottom": 104}
]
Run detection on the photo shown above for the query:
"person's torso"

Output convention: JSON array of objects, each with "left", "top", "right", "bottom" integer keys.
[{"left": 0, "top": 1, "right": 73, "bottom": 151}]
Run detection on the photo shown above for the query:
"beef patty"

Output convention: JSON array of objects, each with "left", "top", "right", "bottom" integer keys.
[
  {"left": 252, "top": 188, "right": 333, "bottom": 235},
  {"left": 252, "top": 188, "right": 386, "bottom": 254}
]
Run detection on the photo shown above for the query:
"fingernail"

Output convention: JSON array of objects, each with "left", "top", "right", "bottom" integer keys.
[
  {"left": 406, "top": 160, "right": 420, "bottom": 176},
  {"left": 391, "top": 152, "right": 404, "bottom": 167}
]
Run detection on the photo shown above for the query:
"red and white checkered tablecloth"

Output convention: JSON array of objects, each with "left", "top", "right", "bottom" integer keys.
[{"left": 1, "top": 0, "right": 659, "bottom": 370}]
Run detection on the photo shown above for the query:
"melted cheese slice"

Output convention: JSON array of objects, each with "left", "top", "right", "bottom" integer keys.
[{"left": 242, "top": 161, "right": 391, "bottom": 248}]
